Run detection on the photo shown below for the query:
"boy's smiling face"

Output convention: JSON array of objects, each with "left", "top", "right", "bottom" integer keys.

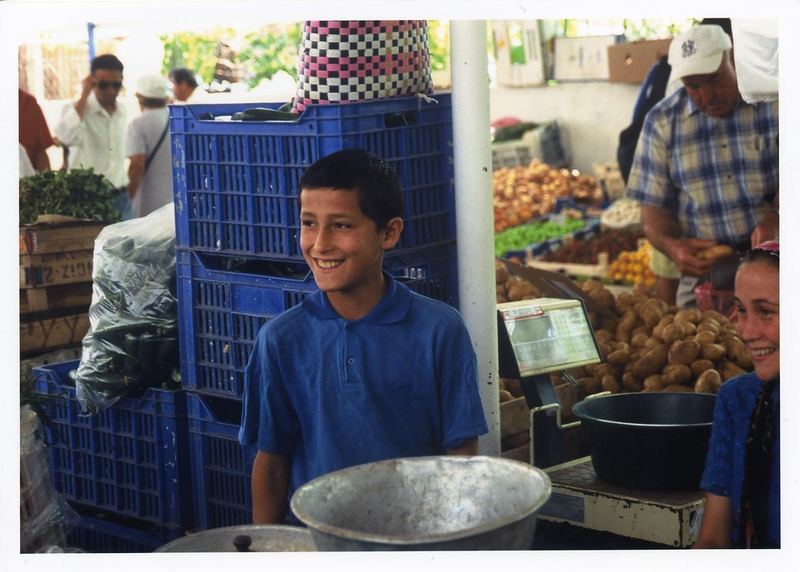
[{"left": 300, "top": 187, "right": 402, "bottom": 318}]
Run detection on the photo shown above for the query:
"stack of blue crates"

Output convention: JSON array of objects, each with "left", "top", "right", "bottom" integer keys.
[
  {"left": 169, "top": 94, "right": 460, "bottom": 530},
  {"left": 32, "top": 360, "right": 191, "bottom": 552}
]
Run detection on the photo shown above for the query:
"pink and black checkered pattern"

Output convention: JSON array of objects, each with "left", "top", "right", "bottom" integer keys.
[{"left": 292, "top": 20, "right": 434, "bottom": 112}]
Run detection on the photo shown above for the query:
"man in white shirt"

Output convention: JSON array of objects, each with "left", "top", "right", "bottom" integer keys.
[
  {"left": 54, "top": 54, "right": 128, "bottom": 188},
  {"left": 126, "top": 75, "right": 173, "bottom": 217}
]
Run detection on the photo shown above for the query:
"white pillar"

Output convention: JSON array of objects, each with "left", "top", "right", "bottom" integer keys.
[{"left": 450, "top": 20, "right": 500, "bottom": 457}]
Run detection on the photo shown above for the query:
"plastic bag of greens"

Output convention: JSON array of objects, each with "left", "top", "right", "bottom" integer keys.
[{"left": 75, "top": 203, "right": 179, "bottom": 415}]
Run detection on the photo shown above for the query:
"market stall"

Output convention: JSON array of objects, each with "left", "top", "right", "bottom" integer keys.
[{"left": 15, "top": 12, "right": 783, "bottom": 555}]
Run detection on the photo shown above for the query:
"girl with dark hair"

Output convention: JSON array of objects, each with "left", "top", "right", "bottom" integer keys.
[{"left": 695, "top": 240, "right": 780, "bottom": 548}]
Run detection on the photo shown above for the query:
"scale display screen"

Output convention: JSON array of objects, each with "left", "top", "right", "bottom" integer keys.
[{"left": 498, "top": 298, "right": 601, "bottom": 377}]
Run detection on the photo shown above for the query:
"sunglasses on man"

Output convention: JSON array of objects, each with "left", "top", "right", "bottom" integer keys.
[{"left": 96, "top": 80, "right": 123, "bottom": 90}]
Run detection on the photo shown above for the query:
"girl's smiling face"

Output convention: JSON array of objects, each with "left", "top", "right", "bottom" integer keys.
[{"left": 734, "top": 260, "right": 780, "bottom": 382}]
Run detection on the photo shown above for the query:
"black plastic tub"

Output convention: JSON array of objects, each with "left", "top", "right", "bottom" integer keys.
[{"left": 571, "top": 392, "right": 716, "bottom": 491}]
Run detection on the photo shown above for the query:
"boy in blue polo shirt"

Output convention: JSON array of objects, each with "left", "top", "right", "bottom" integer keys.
[{"left": 240, "top": 149, "right": 488, "bottom": 524}]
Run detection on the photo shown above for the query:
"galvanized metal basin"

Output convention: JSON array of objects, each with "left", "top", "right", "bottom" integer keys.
[
  {"left": 155, "top": 525, "right": 316, "bottom": 552},
  {"left": 290, "top": 455, "right": 551, "bottom": 550}
]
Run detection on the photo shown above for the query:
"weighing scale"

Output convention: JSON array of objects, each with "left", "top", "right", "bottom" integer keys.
[{"left": 497, "top": 296, "right": 705, "bottom": 548}]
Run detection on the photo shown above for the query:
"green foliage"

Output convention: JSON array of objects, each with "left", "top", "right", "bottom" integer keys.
[
  {"left": 160, "top": 30, "right": 229, "bottom": 84},
  {"left": 239, "top": 24, "right": 301, "bottom": 88},
  {"left": 428, "top": 20, "right": 449, "bottom": 72},
  {"left": 160, "top": 25, "right": 301, "bottom": 88},
  {"left": 19, "top": 168, "right": 121, "bottom": 224}
]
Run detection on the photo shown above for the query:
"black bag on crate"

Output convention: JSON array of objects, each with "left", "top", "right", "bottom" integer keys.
[{"left": 75, "top": 203, "right": 179, "bottom": 415}]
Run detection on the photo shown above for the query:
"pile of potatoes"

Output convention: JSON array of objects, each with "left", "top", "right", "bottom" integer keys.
[
  {"left": 495, "top": 260, "right": 543, "bottom": 303},
  {"left": 576, "top": 279, "right": 752, "bottom": 395}
]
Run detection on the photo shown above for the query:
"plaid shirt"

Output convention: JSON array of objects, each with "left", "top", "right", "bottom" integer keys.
[{"left": 627, "top": 89, "right": 779, "bottom": 245}]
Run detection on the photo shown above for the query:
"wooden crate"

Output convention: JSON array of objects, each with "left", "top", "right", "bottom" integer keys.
[
  {"left": 19, "top": 221, "right": 106, "bottom": 256},
  {"left": 20, "top": 250, "right": 94, "bottom": 288},
  {"left": 20, "top": 312, "right": 89, "bottom": 355},
  {"left": 500, "top": 395, "right": 530, "bottom": 438},
  {"left": 501, "top": 443, "right": 531, "bottom": 464},
  {"left": 20, "top": 282, "right": 93, "bottom": 314}
]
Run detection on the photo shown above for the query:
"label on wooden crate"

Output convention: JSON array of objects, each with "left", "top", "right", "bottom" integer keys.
[
  {"left": 20, "top": 250, "right": 94, "bottom": 288},
  {"left": 19, "top": 222, "right": 106, "bottom": 255},
  {"left": 20, "top": 313, "right": 90, "bottom": 354}
]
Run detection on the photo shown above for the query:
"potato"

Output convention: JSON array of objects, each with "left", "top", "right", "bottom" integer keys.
[
  {"left": 662, "top": 364, "right": 692, "bottom": 386},
  {"left": 694, "top": 330, "right": 717, "bottom": 346},
  {"left": 610, "top": 341, "right": 631, "bottom": 353},
  {"left": 660, "top": 323, "right": 685, "bottom": 345},
  {"left": 499, "top": 389, "right": 514, "bottom": 402},
  {"left": 642, "top": 374, "right": 665, "bottom": 392},
  {"left": 600, "top": 315, "right": 620, "bottom": 333},
  {"left": 694, "top": 369, "right": 722, "bottom": 394},
  {"left": 653, "top": 315, "right": 675, "bottom": 339},
  {"left": 701, "top": 309, "right": 726, "bottom": 323},
  {"left": 593, "top": 363, "right": 617, "bottom": 379},
  {"left": 588, "top": 287, "right": 616, "bottom": 310},
  {"left": 619, "top": 309, "right": 638, "bottom": 330},
  {"left": 601, "top": 374, "right": 622, "bottom": 394},
  {"left": 631, "top": 325, "right": 649, "bottom": 338},
  {"left": 697, "top": 321, "right": 721, "bottom": 336},
  {"left": 719, "top": 360, "right": 747, "bottom": 381},
  {"left": 622, "top": 372, "right": 643, "bottom": 392},
  {"left": 731, "top": 345, "right": 754, "bottom": 370},
  {"left": 674, "top": 308, "right": 703, "bottom": 324},
  {"left": 597, "top": 340, "right": 613, "bottom": 358},
  {"left": 702, "top": 343, "right": 727, "bottom": 362},
  {"left": 697, "top": 244, "right": 735, "bottom": 262},
  {"left": 503, "top": 378, "right": 524, "bottom": 398},
  {"left": 680, "top": 321, "right": 697, "bottom": 337},
  {"left": 578, "top": 376, "right": 603, "bottom": 396},
  {"left": 630, "top": 332, "right": 649, "bottom": 349},
  {"left": 690, "top": 358, "right": 716, "bottom": 378},
  {"left": 584, "top": 363, "right": 599, "bottom": 376},
  {"left": 495, "top": 262, "right": 510, "bottom": 284},
  {"left": 668, "top": 340, "right": 702, "bottom": 366},
  {"left": 664, "top": 383, "right": 694, "bottom": 393},
  {"left": 496, "top": 292, "right": 508, "bottom": 303},
  {"left": 607, "top": 349, "right": 631, "bottom": 366},
  {"left": 643, "top": 337, "right": 664, "bottom": 349},
  {"left": 595, "top": 329, "right": 614, "bottom": 344},
  {"left": 615, "top": 323, "right": 633, "bottom": 344},
  {"left": 582, "top": 278, "right": 604, "bottom": 293},
  {"left": 632, "top": 345, "right": 669, "bottom": 378}
]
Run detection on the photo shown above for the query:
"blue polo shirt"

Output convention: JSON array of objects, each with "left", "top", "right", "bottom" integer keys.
[
  {"left": 239, "top": 272, "right": 488, "bottom": 504},
  {"left": 701, "top": 373, "right": 780, "bottom": 547}
]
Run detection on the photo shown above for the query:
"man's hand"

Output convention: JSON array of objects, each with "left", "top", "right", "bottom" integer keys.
[
  {"left": 74, "top": 74, "right": 94, "bottom": 120},
  {"left": 664, "top": 237, "right": 717, "bottom": 277},
  {"left": 751, "top": 211, "right": 779, "bottom": 247}
]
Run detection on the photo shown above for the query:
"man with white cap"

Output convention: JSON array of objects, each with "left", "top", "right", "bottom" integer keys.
[
  {"left": 126, "top": 74, "right": 173, "bottom": 217},
  {"left": 626, "top": 24, "right": 779, "bottom": 308}
]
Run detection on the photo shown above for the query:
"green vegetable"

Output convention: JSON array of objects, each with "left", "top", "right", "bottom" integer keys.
[
  {"left": 495, "top": 217, "right": 585, "bottom": 257},
  {"left": 19, "top": 168, "right": 122, "bottom": 225}
]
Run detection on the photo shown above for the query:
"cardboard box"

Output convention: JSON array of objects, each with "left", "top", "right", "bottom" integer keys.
[
  {"left": 607, "top": 38, "right": 672, "bottom": 84},
  {"left": 493, "top": 20, "right": 546, "bottom": 87},
  {"left": 553, "top": 36, "right": 617, "bottom": 81}
]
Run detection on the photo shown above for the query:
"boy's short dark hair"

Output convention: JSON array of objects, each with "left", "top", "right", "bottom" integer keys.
[
  {"left": 91, "top": 54, "right": 124, "bottom": 74},
  {"left": 299, "top": 149, "right": 404, "bottom": 230},
  {"left": 170, "top": 67, "right": 198, "bottom": 88}
]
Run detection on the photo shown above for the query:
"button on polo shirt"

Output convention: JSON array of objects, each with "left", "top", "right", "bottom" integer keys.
[{"left": 240, "top": 272, "right": 488, "bottom": 501}]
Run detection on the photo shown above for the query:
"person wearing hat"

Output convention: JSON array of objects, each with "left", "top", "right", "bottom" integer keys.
[
  {"left": 54, "top": 54, "right": 128, "bottom": 187},
  {"left": 625, "top": 24, "right": 779, "bottom": 308},
  {"left": 126, "top": 74, "right": 173, "bottom": 217}
]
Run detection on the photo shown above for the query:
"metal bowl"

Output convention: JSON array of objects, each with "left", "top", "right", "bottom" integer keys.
[
  {"left": 155, "top": 525, "right": 316, "bottom": 552},
  {"left": 290, "top": 455, "right": 551, "bottom": 551}
]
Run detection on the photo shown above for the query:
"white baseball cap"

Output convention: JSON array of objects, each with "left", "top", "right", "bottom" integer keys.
[
  {"left": 135, "top": 74, "right": 169, "bottom": 99},
  {"left": 668, "top": 25, "right": 733, "bottom": 81}
]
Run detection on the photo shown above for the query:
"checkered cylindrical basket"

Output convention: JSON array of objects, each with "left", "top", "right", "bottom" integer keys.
[{"left": 292, "top": 20, "right": 434, "bottom": 112}]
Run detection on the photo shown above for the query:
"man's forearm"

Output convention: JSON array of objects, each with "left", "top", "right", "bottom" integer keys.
[
  {"left": 251, "top": 451, "right": 290, "bottom": 524},
  {"left": 640, "top": 204, "right": 682, "bottom": 257}
]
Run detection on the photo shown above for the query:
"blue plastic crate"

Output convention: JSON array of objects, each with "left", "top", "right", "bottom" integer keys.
[
  {"left": 66, "top": 511, "right": 183, "bottom": 553},
  {"left": 33, "top": 360, "right": 193, "bottom": 529},
  {"left": 176, "top": 243, "right": 458, "bottom": 399},
  {"left": 170, "top": 94, "right": 455, "bottom": 261},
  {"left": 186, "top": 393, "right": 257, "bottom": 529}
]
